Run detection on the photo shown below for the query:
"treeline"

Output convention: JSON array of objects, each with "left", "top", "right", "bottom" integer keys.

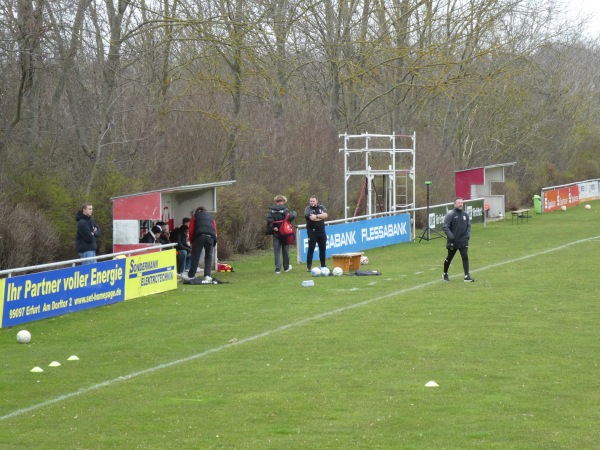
[{"left": 1, "top": 0, "right": 599, "bottom": 267}]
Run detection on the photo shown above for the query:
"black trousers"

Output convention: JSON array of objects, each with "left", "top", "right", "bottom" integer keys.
[
  {"left": 307, "top": 233, "right": 327, "bottom": 268},
  {"left": 444, "top": 247, "right": 469, "bottom": 275},
  {"left": 188, "top": 235, "right": 215, "bottom": 278}
]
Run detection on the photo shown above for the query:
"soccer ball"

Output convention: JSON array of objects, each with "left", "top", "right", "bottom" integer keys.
[
  {"left": 310, "top": 267, "right": 321, "bottom": 277},
  {"left": 561, "top": 205, "right": 567, "bottom": 211},
  {"left": 360, "top": 255, "right": 369, "bottom": 265},
  {"left": 332, "top": 267, "right": 343, "bottom": 276},
  {"left": 320, "top": 267, "right": 331, "bottom": 277},
  {"left": 585, "top": 204, "right": 591, "bottom": 210},
  {"left": 17, "top": 330, "right": 31, "bottom": 344}
]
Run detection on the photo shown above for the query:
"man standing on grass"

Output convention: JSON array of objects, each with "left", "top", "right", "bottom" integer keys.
[
  {"left": 304, "top": 195, "right": 328, "bottom": 272},
  {"left": 183, "top": 206, "right": 217, "bottom": 283},
  {"left": 442, "top": 197, "right": 474, "bottom": 282}
]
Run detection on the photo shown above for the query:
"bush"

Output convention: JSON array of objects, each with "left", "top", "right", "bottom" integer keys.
[
  {"left": 215, "top": 184, "right": 272, "bottom": 259},
  {"left": 0, "top": 197, "right": 61, "bottom": 271}
]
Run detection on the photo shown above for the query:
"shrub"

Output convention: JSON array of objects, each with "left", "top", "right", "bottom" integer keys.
[
  {"left": 0, "top": 197, "right": 61, "bottom": 271},
  {"left": 216, "top": 184, "right": 272, "bottom": 259}
]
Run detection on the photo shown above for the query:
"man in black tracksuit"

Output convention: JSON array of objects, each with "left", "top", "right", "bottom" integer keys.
[
  {"left": 184, "top": 206, "right": 217, "bottom": 282},
  {"left": 442, "top": 197, "right": 474, "bottom": 282}
]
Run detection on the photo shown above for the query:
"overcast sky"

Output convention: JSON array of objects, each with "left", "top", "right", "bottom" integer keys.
[{"left": 567, "top": 0, "right": 600, "bottom": 37}]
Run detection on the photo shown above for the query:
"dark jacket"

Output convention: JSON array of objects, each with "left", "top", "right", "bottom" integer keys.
[
  {"left": 170, "top": 227, "right": 181, "bottom": 244},
  {"left": 140, "top": 225, "right": 161, "bottom": 244},
  {"left": 443, "top": 208, "right": 471, "bottom": 249},
  {"left": 174, "top": 226, "right": 191, "bottom": 251},
  {"left": 75, "top": 211, "right": 101, "bottom": 253},
  {"left": 304, "top": 204, "right": 327, "bottom": 236},
  {"left": 266, "top": 204, "right": 297, "bottom": 235},
  {"left": 189, "top": 210, "right": 217, "bottom": 243},
  {"left": 139, "top": 232, "right": 157, "bottom": 244}
]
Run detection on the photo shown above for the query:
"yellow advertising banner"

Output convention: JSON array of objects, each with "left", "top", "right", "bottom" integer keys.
[{"left": 124, "top": 249, "right": 178, "bottom": 300}]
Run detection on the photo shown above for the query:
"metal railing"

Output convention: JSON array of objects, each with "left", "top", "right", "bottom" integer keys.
[{"left": 0, "top": 243, "right": 176, "bottom": 279}]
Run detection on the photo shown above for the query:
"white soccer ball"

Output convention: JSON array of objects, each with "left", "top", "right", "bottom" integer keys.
[
  {"left": 360, "top": 255, "right": 369, "bottom": 265},
  {"left": 585, "top": 204, "right": 591, "bottom": 210},
  {"left": 17, "top": 330, "right": 31, "bottom": 344},
  {"left": 320, "top": 267, "right": 331, "bottom": 277},
  {"left": 332, "top": 267, "right": 343, "bottom": 276},
  {"left": 310, "top": 267, "right": 321, "bottom": 277},
  {"left": 561, "top": 205, "right": 567, "bottom": 211}
]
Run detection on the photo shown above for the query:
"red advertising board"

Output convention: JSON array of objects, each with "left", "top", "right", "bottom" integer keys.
[{"left": 543, "top": 186, "right": 580, "bottom": 212}]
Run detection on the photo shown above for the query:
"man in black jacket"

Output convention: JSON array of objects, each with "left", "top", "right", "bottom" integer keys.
[
  {"left": 75, "top": 201, "right": 101, "bottom": 264},
  {"left": 174, "top": 224, "right": 192, "bottom": 275},
  {"left": 170, "top": 218, "right": 191, "bottom": 275},
  {"left": 442, "top": 197, "right": 474, "bottom": 282},
  {"left": 304, "top": 195, "right": 328, "bottom": 272},
  {"left": 183, "top": 206, "right": 217, "bottom": 282}
]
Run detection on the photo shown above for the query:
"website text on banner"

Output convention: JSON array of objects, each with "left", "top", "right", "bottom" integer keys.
[
  {"left": 297, "top": 214, "right": 411, "bottom": 264},
  {"left": 0, "top": 250, "right": 177, "bottom": 329}
]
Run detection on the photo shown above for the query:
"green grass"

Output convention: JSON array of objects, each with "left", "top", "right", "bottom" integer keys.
[{"left": 2, "top": 203, "right": 600, "bottom": 449}]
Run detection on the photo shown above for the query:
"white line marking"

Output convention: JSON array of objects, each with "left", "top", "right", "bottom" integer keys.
[{"left": 2, "top": 236, "right": 599, "bottom": 421}]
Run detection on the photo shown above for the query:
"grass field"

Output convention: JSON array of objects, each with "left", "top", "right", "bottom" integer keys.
[{"left": 2, "top": 203, "right": 599, "bottom": 449}]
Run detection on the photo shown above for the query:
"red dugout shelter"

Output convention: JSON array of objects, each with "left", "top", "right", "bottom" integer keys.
[
  {"left": 111, "top": 181, "right": 235, "bottom": 253},
  {"left": 455, "top": 163, "right": 515, "bottom": 219}
]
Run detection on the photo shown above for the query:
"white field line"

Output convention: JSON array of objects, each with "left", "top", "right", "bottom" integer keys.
[{"left": 2, "top": 236, "right": 599, "bottom": 422}]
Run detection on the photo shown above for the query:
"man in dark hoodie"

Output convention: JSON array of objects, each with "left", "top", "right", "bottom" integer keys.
[
  {"left": 75, "top": 201, "right": 101, "bottom": 264},
  {"left": 266, "top": 195, "right": 297, "bottom": 274}
]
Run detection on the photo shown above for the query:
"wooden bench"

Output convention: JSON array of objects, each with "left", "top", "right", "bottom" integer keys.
[{"left": 511, "top": 209, "right": 531, "bottom": 224}]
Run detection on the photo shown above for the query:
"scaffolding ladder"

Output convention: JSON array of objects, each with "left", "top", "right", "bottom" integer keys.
[{"left": 338, "top": 132, "right": 416, "bottom": 219}]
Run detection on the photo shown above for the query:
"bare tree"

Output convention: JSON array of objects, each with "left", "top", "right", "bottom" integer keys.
[{"left": 11, "top": 0, "right": 45, "bottom": 142}]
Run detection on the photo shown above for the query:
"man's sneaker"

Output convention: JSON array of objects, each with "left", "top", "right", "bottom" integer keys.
[
  {"left": 307, "top": 266, "right": 312, "bottom": 272},
  {"left": 285, "top": 265, "right": 293, "bottom": 273},
  {"left": 464, "top": 275, "right": 475, "bottom": 282},
  {"left": 181, "top": 273, "right": 194, "bottom": 282},
  {"left": 442, "top": 273, "right": 450, "bottom": 282},
  {"left": 275, "top": 270, "right": 281, "bottom": 275},
  {"left": 204, "top": 275, "right": 212, "bottom": 282}
]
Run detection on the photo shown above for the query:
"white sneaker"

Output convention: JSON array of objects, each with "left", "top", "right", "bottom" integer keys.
[
  {"left": 204, "top": 276, "right": 212, "bottom": 282},
  {"left": 182, "top": 273, "right": 194, "bottom": 282},
  {"left": 285, "top": 265, "right": 293, "bottom": 273}
]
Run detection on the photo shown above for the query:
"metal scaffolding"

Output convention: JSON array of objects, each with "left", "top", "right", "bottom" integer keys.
[{"left": 339, "top": 132, "right": 416, "bottom": 220}]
